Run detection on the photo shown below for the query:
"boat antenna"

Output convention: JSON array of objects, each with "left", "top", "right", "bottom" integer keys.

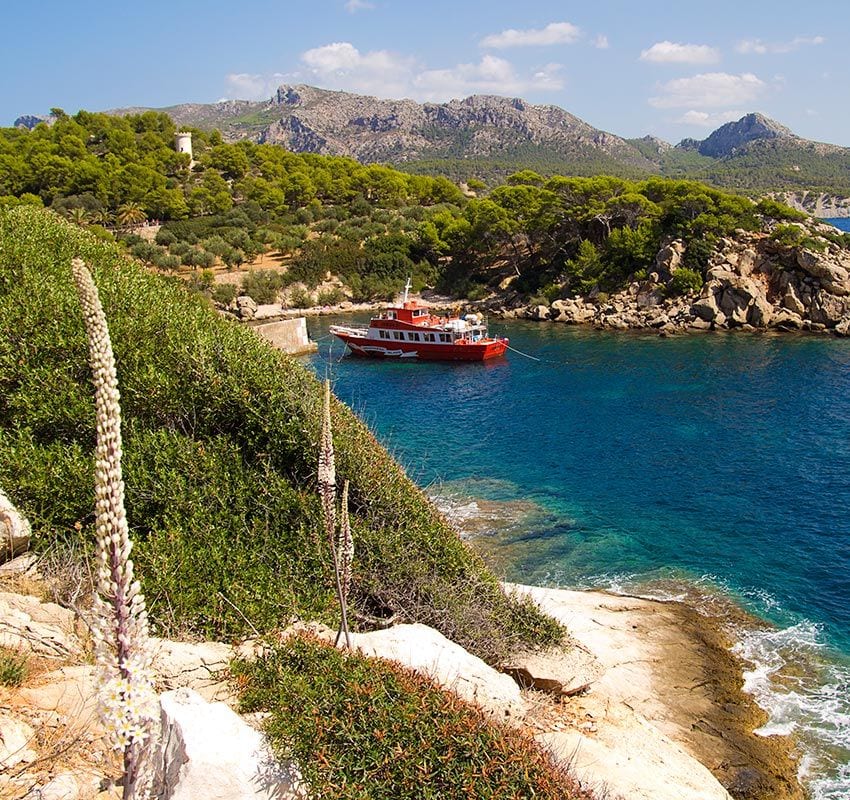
[{"left": 403, "top": 276, "right": 412, "bottom": 303}]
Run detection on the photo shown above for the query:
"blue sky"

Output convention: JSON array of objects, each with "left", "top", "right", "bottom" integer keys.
[{"left": 3, "top": 0, "right": 848, "bottom": 145}]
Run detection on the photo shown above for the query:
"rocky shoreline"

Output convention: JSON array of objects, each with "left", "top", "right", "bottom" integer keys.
[
  {"left": 224, "top": 221, "right": 850, "bottom": 342},
  {"left": 498, "top": 224, "right": 850, "bottom": 336},
  {"left": 0, "top": 558, "right": 804, "bottom": 800}
]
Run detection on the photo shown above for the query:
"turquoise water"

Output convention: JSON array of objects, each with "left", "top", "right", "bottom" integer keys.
[
  {"left": 308, "top": 316, "right": 850, "bottom": 798},
  {"left": 825, "top": 218, "right": 850, "bottom": 232}
]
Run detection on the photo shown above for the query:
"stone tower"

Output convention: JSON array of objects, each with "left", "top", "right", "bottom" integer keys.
[{"left": 175, "top": 131, "right": 194, "bottom": 166}]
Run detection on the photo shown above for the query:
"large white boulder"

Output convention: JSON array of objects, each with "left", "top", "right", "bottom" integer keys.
[
  {"left": 154, "top": 688, "right": 305, "bottom": 800},
  {"left": 347, "top": 623, "right": 527, "bottom": 721}
]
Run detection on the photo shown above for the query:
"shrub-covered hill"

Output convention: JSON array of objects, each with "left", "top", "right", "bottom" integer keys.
[{"left": 0, "top": 206, "right": 560, "bottom": 659}]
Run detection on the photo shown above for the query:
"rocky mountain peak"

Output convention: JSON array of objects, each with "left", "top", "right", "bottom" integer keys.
[{"left": 689, "top": 113, "right": 795, "bottom": 158}]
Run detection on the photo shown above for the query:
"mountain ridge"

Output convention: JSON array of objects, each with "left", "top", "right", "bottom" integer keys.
[{"left": 15, "top": 85, "right": 850, "bottom": 194}]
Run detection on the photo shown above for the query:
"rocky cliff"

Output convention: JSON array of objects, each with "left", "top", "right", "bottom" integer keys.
[{"left": 506, "top": 221, "right": 850, "bottom": 336}]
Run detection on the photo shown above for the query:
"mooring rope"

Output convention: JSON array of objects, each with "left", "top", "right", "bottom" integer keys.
[{"left": 505, "top": 343, "right": 542, "bottom": 361}]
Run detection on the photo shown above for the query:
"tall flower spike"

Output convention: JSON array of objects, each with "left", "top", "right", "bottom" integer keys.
[
  {"left": 318, "top": 380, "right": 336, "bottom": 544},
  {"left": 318, "top": 380, "right": 351, "bottom": 649},
  {"left": 338, "top": 480, "right": 354, "bottom": 604},
  {"left": 71, "top": 258, "right": 156, "bottom": 800}
]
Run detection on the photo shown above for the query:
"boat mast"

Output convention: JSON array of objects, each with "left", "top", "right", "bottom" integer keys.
[{"left": 403, "top": 276, "right": 412, "bottom": 304}]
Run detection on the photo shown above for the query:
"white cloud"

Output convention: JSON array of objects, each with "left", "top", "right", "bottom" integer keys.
[
  {"left": 224, "top": 43, "right": 566, "bottom": 104},
  {"left": 413, "top": 56, "right": 563, "bottom": 100},
  {"left": 593, "top": 34, "right": 609, "bottom": 50},
  {"left": 736, "top": 35, "right": 825, "bottom": 54},
  {"left": 224, "top": 72, "right": 287, "bottom": 100},
  {"left": 300, "top": 42, "right": 416, "bottom": 97},
  {"left": 674, "top": 109, "right": 745, "bottom": 127},
  {"left": 649, "top": 72, "right": 765, "bottom": 108},
  {"left": 344, "top": 0, "right": 373, "bottom": 12},
  {"left": 480, "top": 22, "right": 580, "bottom": 49},
  {"left": 640, "top": 41, "right": 720, "bottom": 64}
]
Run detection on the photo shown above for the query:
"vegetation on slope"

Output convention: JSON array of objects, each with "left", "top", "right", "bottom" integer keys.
[
  {"left": 235, "top": 637, "right": 590, "bottom": 800},
  {"left": 0, "top": 206, "right": 561, "bottom": 660}
]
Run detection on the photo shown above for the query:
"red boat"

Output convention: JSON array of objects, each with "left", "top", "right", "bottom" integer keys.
[{"left": 329, "top": 283, "right": 508, "bottom": 361}]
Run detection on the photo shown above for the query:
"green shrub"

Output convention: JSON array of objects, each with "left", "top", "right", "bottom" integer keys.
[
  {"left": 240, "top": 270, "right": 285, "bottom": 304},
  {"left": 0, "top": 648, "right": 27, "bottom": 687},
  {"left": 288, "top": 287, "right": 314, "bottom": 308},
  {"left": 667, "top": 267, "right": 704, "bottom": 296},
  {"left": 770, "top": 223, "right": 805, "bottom": 247},
  {"left": 316, "top": 287, "right": 345, "bottom": 306},
  {"left": 756, "top": 198, "right": 807, "bottom": 221},
  {"left": 211, "top": 283, "right": 238, "bottom": 305},
  {"left": 236, "top": 637, "right": 584, "bottom": 800}
]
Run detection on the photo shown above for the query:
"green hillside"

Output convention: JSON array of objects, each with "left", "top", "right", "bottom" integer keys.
[{"left": 0, "top": 205, "right": 560, "bottom": 659}]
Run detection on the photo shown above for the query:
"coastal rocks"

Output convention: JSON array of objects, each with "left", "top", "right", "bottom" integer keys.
[
  {"left": 501, "top": 645, "right": 601, "bottom": 696},
  {"left": 346, "top": 624, "right": 527, "bottom": 720},
  {"left": 154, "top": 688, "right": 305, "bottom": 800},
  {"left": 653, "top": 240, "right": 685, "bottom": 282},
  {"left": 549, "top": 298, "right": 595, "bottom": 324},
  {"left": 796, "top": 249, "right": 850, "bottom": 295},
  {"left": 1, "top": 489, "right": 31, "bottom": 562}
]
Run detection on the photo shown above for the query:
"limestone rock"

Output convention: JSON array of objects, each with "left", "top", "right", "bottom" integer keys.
[
  {"left": 0, "top": 592, "right": 82, "bottom": 658},
  {"left": 501, "top": 644, "right": 601, "bottom": 695},
  {"left": 796, "top": 250, "right": 850, "bottom": 295},
  {"left": 347, "top": 623, "right": 527, "bottom": 720},
  {"left": 654, "top": 240, "right": 684, "bottom": 281},
  {"left": 781, "top": 284, "right": 807, "bottom": 316},
  {"left": 748, "top": 295, "right": 774, "bottom": 327},
  {"left": 0, "top": 713, "right": 37, "bottom": 768},
  {"left": 235, "top": 294, "right": 259, "bottom": 320},
  {"left": 0, "top": 489, "right": 31, "bottom": 563},
  {"left": 539, "top": 711, "right": 733, "bottom": 800},
  {"left": 154, "top": 688, "right": 305, "bottom": 800},
  {"left": 691, "top": 294, "right": 720, "bottom": 322},
  {"left": 529, "top": 304, "right": 550, "bottom": 321},
  {"left": 150, "top": 638, "right": 234, "bottom": 702},
  {"left": 19, "top": 665, "right": 100, "bottom": 729},
  {"left": 39, "top": 771, "right": 83, "bottom": 800}
]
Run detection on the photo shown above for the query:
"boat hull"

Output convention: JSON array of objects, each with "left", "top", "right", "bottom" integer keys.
[{"left": 332, "top": 332, "right": 508, "bottom": 361}]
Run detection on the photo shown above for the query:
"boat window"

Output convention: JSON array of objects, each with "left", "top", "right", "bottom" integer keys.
[
  {"left": 439, "top": 333, "right": 450, "bottom": 343},
  {"left": 379, "top": 330, "right": 389, "bottom": 339},
  {"left": 387, "top": 312, "right": 396, "bottom": 319},
  {"left": 410, "top": 332, "right": 421, "bottom": 342},
  {"left": 424, "top": 333, "right": 435, "bottom": 342},
  {"left": 393, "top": 331, "right": 404, "bottom": 340}
]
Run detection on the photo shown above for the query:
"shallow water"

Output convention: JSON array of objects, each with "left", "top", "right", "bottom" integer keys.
[{"left": 308, "top": 316, "right": 850, "bottom": 798}]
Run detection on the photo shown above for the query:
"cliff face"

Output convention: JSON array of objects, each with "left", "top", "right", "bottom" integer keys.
[{"left": 773, "top": 191, "right": 850, "bottom": 218}]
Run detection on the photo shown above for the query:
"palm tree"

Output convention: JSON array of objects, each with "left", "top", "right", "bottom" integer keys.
[
  {"left": 116, "top": 202, "right": 146, "bottom": 228},
  {"left": 65, "top": 207, "right": 91, "bottom": 226},
  {"left": 90, "top": 209, "right": 112, "bottom": 227}
]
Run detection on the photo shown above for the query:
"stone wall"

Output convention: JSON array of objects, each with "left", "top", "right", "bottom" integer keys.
[{"left": 252, "top": 318, "right": 317, "bottom": 355}]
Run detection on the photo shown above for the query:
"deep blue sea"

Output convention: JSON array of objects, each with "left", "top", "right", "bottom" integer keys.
[{"left": 306, "top": 240, "right": 850, "bottom": 797}]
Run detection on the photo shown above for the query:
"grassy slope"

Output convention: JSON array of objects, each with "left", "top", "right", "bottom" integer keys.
[{"left": 0, "top": 206, "right": 561, "bottom": 659}]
